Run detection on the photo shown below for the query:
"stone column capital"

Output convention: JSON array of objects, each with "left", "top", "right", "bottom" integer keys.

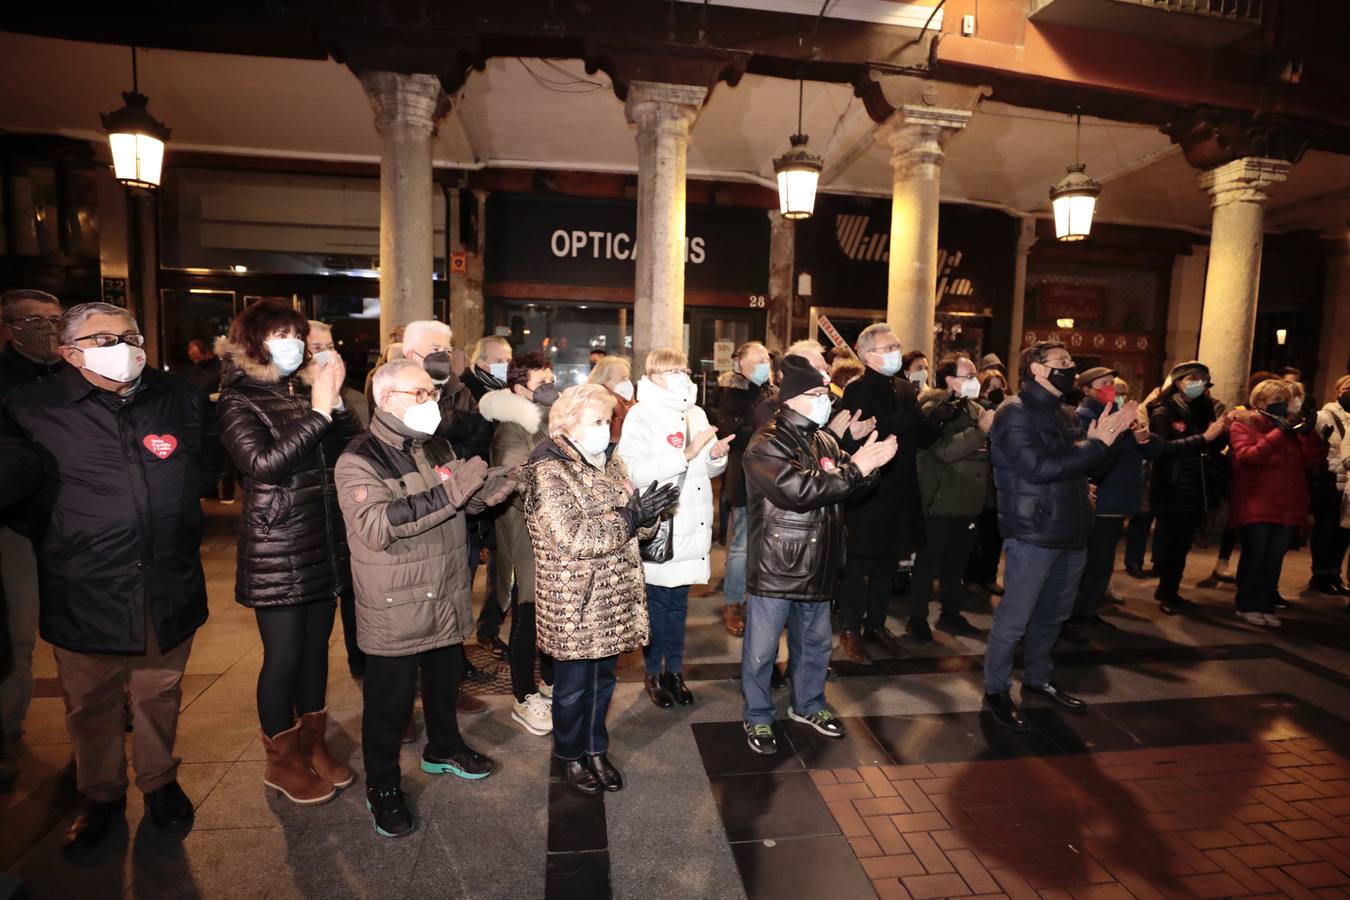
[
  {"left": 1198, "top": 157, "right": 1291, "bottom": 208},
  {"left": 624, "top": 81, "right": 707, "bottom": 137},
  {"left": 360, "top": 71, "right": 450, "bottom": 135},
  {"left": 876, "top": 106, "right": 973, "bottom": 175}
]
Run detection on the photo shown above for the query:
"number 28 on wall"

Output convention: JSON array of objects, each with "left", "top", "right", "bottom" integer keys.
[{"left": 748, "top": 295, "right": 767, "bottom": 308}]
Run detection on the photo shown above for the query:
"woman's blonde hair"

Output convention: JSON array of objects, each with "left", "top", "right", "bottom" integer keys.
[
  {"left": 469, "top": 335, "right": 512, "bottom": 369},
  {"left": 1335, "top": 374, "right": 1350, "bottom": 396},
  {"left": 1249, "top": 378, "right": 1294, "bottom": 410},
  {"left": 587, "top": 355, "right": 631, "bottom": 387},
  {"left": 549, "top": 383, "right": 617, "bottom": 439},
  {"left": 644, "top": 348, "right": 688, "bottom": 376}
]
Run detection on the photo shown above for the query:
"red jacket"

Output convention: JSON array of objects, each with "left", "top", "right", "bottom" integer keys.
[{"left": 1228, "top": 411, "right": 1323, "bottom": 528}]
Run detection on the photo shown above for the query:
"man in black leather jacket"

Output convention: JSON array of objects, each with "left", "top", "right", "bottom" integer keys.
[
  {"left": 739, "top": 357, "right": 895, "bottom": 756},
  {"left": 982, "top": 341, "right": 1135, "bottom": 732}
]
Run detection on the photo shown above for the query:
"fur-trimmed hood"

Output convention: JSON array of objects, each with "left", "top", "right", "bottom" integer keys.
[
  {"left": 478, "top": 387, "right": 543, "bottom": 433},
  {"left": 215, "top": 336, "right": 315, "bottom": 387}
]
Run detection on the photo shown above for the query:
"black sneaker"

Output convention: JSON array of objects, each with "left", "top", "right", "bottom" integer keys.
[
  {"left": 906, "top": 617, "right": 935, "bottom": 644},
  {"left": 421, "top": 747, "right": 496, "bottom": 780},
  {"left": 366, "top": 786, "right": 415, "bottom": 838},
  {"left": 744, "top": 722, "right": 778, "bottom": 755},
  {"left": 983, "top": 692, "right": 1029, "bottom": 733},
  {"left": 935, "top": 614, "right": 980, "bottom": 637},
  {"left": 789, "top": 708, "right": 846, "bottom": 739}
]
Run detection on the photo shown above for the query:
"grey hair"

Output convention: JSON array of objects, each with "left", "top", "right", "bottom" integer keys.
[
  {"left": 402, "top": 320, "right": 452, "bottom": 356},
  {"left": 785, "top": 339, "right": 824, "bottom": 358},
  {"left": 1, "top": 289, "right": 60, "bottom": 320},
  {"left": 371, "top": 358, "right": 427, "bottom": 404},
  {"left": 855, "top": 323, "right": 896, "bottom": 357},
  {"left": 60, "top": 302, "right": 137, "bottom": 346}
]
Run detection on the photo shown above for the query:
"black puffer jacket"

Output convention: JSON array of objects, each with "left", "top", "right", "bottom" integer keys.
[
  {"left": 990, "top": 381, "right": 1110, "bottom": 549},
  {"left": 742, "top": 405, "right": 876, "bottom": 602},
  {"left": 216, "top": 339, "right": 362, "bottom": 607},
  {"left": 716, "top": 372, "right": 775, "bottom": 507},
  {"left": 1148, "top": 390, "right": 1225, "bottom": 516}
]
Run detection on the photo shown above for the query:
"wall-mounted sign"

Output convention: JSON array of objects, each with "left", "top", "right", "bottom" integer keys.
[
  {"left": 1036, "top": 281, "right": 1106, "bottom": 322},
  {"left": 713, "top": 340, "right": 735, "bottom": 372},
  {"left": 102, "top": 277, "right": 127, "bottom": 307},
  {"left": 485, "top": 193, "right": 769, "bottom": 295}
]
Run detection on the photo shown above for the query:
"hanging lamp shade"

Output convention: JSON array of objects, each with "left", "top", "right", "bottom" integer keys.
[
  {"left": 102, "top": 48, "right": 171, "bottom": 190},
  {"left": 774, "top": 134, "right": 823, "bottom": 219},
  {"left": 1049, "top": 163, "right": 1100, "bottom": 242}
]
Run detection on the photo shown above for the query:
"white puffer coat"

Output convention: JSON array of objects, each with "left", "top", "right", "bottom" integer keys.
[
  {"left": 1316, "top": 400, "right": 1350, "bottom": 527},
  {"left": 617, "top": 375, "right": 728, "bottom": 588}
]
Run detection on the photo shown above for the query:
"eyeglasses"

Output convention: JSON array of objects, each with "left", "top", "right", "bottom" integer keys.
[
  {"left": 389, "top": 387, "right": 442, "bottom": 404},
  {"left": 70, "top": 332, "right": 145, "bottom": 348},
  {"left": 873, "top": 343, "right": 901, "bottom": 354},
  {"left": 309, "top": 342, "right": 335, "bottom": 352},
  {"left": 4, "top": 315, "right": 62, "bottom": 330},
  {"left": 660, "top": 368, "right": 692, "bottom": 376}
]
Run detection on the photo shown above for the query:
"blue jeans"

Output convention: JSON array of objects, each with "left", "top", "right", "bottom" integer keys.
[
  {"left": 723, "top": 506, "right": 748, "bottom": 606},
  {"left": 644, "top": 584, "right": 690, "bottom": 675},
  {"left": 552, "top": 655, "right": 618, "bottom": 761},
  {"left": 741, "top": 594, "right": 831, "bottom": 726},
  {"left": 983, "top": 539, "right": 1086, "bottom": 694}
]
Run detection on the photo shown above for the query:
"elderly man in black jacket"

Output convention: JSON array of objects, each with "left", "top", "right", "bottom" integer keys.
[
  {"left": 739, "top": 357, "right": 895, "bottom": 755},
  {"left": 1, "top": 302, "right": 211, "bottom": 855},
  {"left": 983, "top": 341, "right": 1137, "bottom": 732},
  {"left": 837, "top": 323, "right": 942, "bottom": 662}
]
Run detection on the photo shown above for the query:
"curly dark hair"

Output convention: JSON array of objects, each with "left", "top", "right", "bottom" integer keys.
[
  {"left": 228, "top": 299, "right": 309, "bottom": 366},
  {"left": 506, "top": 350, "right": 554, "bottom": 386}
]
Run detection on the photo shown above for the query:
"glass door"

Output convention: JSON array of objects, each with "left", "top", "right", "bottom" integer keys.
[{"left": 160, "top": 289, "right": 240, "bottom": 375}]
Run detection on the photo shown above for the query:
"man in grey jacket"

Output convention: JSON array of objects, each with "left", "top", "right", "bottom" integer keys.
[{"left": 336, "top": 359, "right": 512, "bottom": 839}]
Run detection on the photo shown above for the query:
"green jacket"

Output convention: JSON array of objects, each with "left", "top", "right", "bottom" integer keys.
[
  {"left": 480, "top": 389, "right": 548, "bottom": 607},
  {"left": 917, "top": 388, "right": 991, "bottom": 518}
]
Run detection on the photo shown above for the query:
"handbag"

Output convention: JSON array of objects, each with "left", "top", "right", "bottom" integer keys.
[{"left": 639, "top": 414, "right": 690, "bottom": 564}]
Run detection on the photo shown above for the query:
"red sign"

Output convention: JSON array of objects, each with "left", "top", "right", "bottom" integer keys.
[
  {"left": 816, "top": 315, "right": 853, "bottom": 354},
  {"left": 1038, "top": 282, "right": 1106, "bottom": 321}
]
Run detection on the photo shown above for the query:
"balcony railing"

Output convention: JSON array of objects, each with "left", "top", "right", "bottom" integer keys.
[{"left": 1116, "top": 0, "right": 1264, "bottom": 22}]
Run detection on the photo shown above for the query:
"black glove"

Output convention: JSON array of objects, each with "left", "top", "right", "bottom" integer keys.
[
  {"left": 619, "top": 481, "right": 682, "bottom": 534},
  {"left": 934, "top": 394, "right": 963, "bottom": 424},
  {"left": 1265, "top": 411, "right": 1295, "bottom": 435}
]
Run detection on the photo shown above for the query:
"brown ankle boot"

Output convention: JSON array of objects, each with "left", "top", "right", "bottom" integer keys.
[
  {"left": 262, "top": 723, "right": 336, "bottom": 805},
  {"left": 297, "top": 709, "right": 354, "bottom": 789}
]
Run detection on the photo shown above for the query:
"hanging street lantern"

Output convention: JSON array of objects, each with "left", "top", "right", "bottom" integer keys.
[
  {"left": 773, "top": 80, "right": 823, "bottom": 219},
  {"left": 1050, "top": 111, "right": 1100, "bottom": 242},
  {"left": 102, "top": 47, "right": 171, "bottom": 190}
]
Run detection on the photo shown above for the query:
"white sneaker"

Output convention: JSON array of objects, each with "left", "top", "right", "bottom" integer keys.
[
  {"left": 538, "top": 681, "right": 553, "bottom": 700},
  {"left": 1261, "top": 613, "right": 1282, "bottom": 627},
  {"left": 1236, "top": 611, "right": 1265, "bottom": 626},
  {"left": 511, "top": 693, "right": 552, "bottom": 736}
]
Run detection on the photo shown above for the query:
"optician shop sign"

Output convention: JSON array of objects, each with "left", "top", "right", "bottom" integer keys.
[{"left": 485, "top": 192, "right": 769, "bottom": 295}]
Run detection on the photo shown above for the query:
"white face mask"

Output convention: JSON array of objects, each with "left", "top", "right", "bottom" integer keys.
[
  {"left": 488, "top": 361, "right": 509, "bottom": 383},
  {"left": 311, "top": 349, "right": 333, "bottom": 367},
  {"left": 611, "top": 380, "right": 634, "bottom": 401},
  {"left": 804, "top": 393, "right": 832, "bottom": 427},
  {"left": 401, "top": 399, "right": 442, "bottom": 435},
  {"left": 908, "top": 369, "right": 928, "bottom": 386},
  {"left": 663, "top": 372, "right": 692, "bottom": 396},
  {"left": 876, "top": 350, "right": 901, "bottom": 377},
  {"left": 958, "top": 377, "right": 980, "bottom": 399},
  {"left": 266, "top": 338, "right": 305, "bottom": 375},
  {"left": 577, "top": 423, "right": 612, "bottom": 457},
  {"left": 81, "top": 342, "right": 147, "bottom": 383},
  {"left": 1289, "top": 397, "right": 1303, "bottom": 415}
]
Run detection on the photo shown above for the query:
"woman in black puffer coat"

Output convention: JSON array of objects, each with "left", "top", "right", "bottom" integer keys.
[{"left": 217, "top": 300, "right": 362, "bottom": 805}]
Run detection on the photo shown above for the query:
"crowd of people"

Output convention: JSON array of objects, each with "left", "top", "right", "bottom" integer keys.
[{"left": 1, "top": 288, "right": 1348, "bottom": 849}]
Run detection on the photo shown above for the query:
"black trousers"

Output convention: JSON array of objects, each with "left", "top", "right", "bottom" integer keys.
[
  {"left": 509, "top": 602, "right": 554, "bottom": 703},
  {"left": 338, "top": 592, "right": 366, "bottom": 676},
  {"left": 1154, "top": 511, "right": 1202, "bottom": 602},
  {"left": 1123, "top": 512, "right": 1153, "bottom": 570},
  {"left": 1074, "top": 515, "right": 1126, "bottom": 619},
  {"left": 839, "top": 554, "right": 900, "bottom": 633},
  {"left": 1235, "top": 523, "right": 1293, "bottom": 613},
  {"left": 965, "top": 505, "right": 1003, "bottom": 585},
  {"left": 1310, "top": 484, "right": 1350, "bottom": 581},
  {"left": 470, "top": 520, "right": 506, "bottom": 641},
  {"left": 362, "top": 644, "right": 466, "bottom": 790},
  {"left": 254, "top": 600, "right": 336, "bottom": 737},
  {"left": 909, "top": 516, "right": 979, "bottom": 622}
]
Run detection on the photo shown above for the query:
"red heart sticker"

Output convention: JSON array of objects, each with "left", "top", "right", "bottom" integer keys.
[
  {"left": 434, "top": 465, "right": 452, "bottom": 482},
  {"left": 819, "top": 457, "right": 837, "bottom": 472},
  {"left": 1171, "top": 421, "right": 1187, "bottom": 433},
  {"left": 666, "top": 433, "right": 685, "bottom": 449},
  {"left": 143, "top": 434, "right": 178, "bottom": 459}
]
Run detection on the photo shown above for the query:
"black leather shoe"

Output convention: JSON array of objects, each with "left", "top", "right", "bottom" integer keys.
[
  {"left": 906, "top": 617, "right": 935, "bottom": 644},
  {"left": 663, "top": 672, "right": 694, "bottom": 706},
  {"left": 1058, "top": 620, "right": 1089, "bottom": 644},
  {"left": 62, "top": 797, "right": 126, "bottom": 857},
  {"left": 1024, "top": 682, "right": 1088, "bottom": 712},
  {"left": 586, "top": 754, "right": 624, "bottom": 792},
  {"left": 1125, "top": 564, "right": 1149, "bottom": 580},
  {"left": 865, "top": 627, "right": 907, "bottom": 658},
  {"left": 478, "top": 634, "right": 510, "bottom": 660},
  {"left": 982, "top": 692, "right": 1029, "bottom": 733},
  {"left": 144, "top": 780, "right": 194, "bottom": 832},
  {"left": 935, "top": 614, "right": 981, "bottom": 637},
  {"left": 644, "top": 674, "right": 674, "bottom": 709},
  {"left": 562, "top": 759, "right": 603, "bottom": 796}
]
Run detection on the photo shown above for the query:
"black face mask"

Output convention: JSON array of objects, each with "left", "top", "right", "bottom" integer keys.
[
  {"left": 1265, "top": 402, "right": 1289, "bottom": 419},
  {"left": 422, "top": 351, "right": 453, "bottom": 385},
  {"left": 1044, "top": 364, "right": 1078, "bottom": 396},
  {"left": 985, "top": 388, "right": 1005, "bottom": 406},
  {"left": 1340, "top": 392, "right": 1350, "bottom": 413},
  {"left": 531, "top": 382, "right": 560, "bottom": 407}
]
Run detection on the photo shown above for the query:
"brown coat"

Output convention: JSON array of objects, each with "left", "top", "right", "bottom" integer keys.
[{"left": 520, "top": 437, "right": 652, "bottom": 661}]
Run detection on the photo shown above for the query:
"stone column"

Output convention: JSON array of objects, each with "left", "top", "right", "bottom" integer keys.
[
  {"left": 1164, "top": 246, "right": 1209, "bottom": 378},
  {"left": 1006, "top": 217, "right": 1036, "bottom": 389},
  {"left": 1195, "top": 157, "right": 1289, "bottom": 409},
  {"left": 1315, "top": 250, "right": 1350, "bottom": 406},
  {"left": 361, "top": 71, "right": 449, "bottom": 346},
  {"left": 448, "top": 188, "right": 487, "bottom": 347},
  {"left": 624, "top": 81, "right": 706, "bottom": 367},
  {"left": 877, "top": 107, "right": 972, "bottom": 363},
  {"left": 766, "top": 210, "right": 794, "bottom": 354}
]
